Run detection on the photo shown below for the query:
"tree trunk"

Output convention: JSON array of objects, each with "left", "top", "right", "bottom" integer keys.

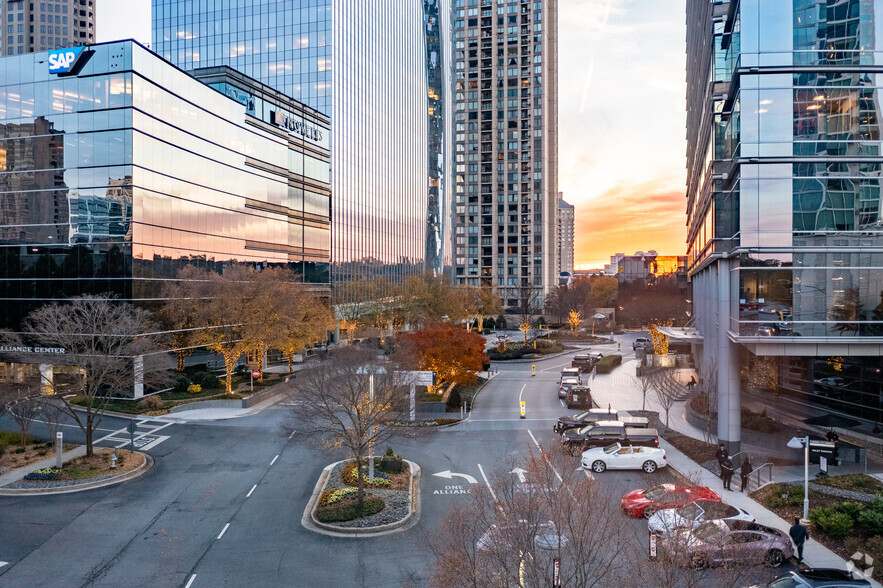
[
  {"left": 176, "top": 351, "right": 186, "bottom": 372},
  {"left": 477, "top": 314, "right": 484, "bottom": 333},
  {"left": 85, "top": 414, "right": 94, "bottom": 457},
  {"left": 356, "top": 457, "right": 365, "bottom": 507},
  {"left": 224, "top": 356, "right": 235, "bottom": 394},
  {"left": 287, "top": 353, "right": 294, "bottom": 374}
]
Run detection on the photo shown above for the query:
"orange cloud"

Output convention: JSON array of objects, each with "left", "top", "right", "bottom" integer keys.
[{"left": 574, "top": 180, "right": 687, "bottom": 268}]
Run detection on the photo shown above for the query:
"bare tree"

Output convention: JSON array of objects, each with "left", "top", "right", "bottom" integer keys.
[
  {"left": 699, "top": 359, "right": 718, "bottom": 444},
  {"left": 651, "top": 368, "right": 682, "bottom": 430},
  {"left": 430, "top": 442, "right": 633, "bottom": 587},
  {"left": 639, "top": 363, "right": 658, "bottom": 412},
  {"left": 38, "top": 396, "right": 66, "bottom": 441},
  {"left": 9, "top": 296, "right": 170, "bottom": 456},
  {"left": 4, "top": 386, "right": 40, "bottom": 448},
  {"left": 283, "top": 346, "right": 412, "bottom": 505}
]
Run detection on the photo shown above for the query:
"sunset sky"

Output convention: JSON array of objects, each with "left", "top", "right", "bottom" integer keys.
[{"left": 97, "top": 0, "right": 688, "bottom": 270}]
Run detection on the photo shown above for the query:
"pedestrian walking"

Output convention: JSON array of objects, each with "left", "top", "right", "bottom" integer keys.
[
  {"left": 789, "top": 517, "right": 809, "bottom": 563},
  {"left": 740, "top": 456, "right": 752, "bottom": 492},
  {"left": 720, "top": 457, "right": 734, "bottom": 490}
]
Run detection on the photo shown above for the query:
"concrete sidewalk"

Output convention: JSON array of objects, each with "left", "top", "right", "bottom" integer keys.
[
  {"left": 661, "top": 437, "right": 881, "bottom": 586},
  {"left": 158, "top": 387, "right": 289, "bottom": 422}
]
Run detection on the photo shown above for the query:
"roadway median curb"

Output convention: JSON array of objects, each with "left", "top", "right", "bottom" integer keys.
[
  {"left": 302, "top": 459, "right": 421, "bottom": 537},
  {"left": 0, "top": 453, "right": 154, "bottom": 496}
]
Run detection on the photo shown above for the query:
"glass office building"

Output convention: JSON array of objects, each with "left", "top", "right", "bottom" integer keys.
[
  {"left": 153, "top": 0, "right": 450, "bottom": 288},
  {"left": 0, "top": 40, "right": 330, "bottom": 331},
  {"left": 686, "top": 0, "right": 883, "bottom": 451}
]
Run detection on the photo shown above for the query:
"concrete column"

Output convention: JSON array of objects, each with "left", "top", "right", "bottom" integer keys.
[
  {"left": 133, "top": 355, "right": 144, "bottom": 399},
  {"left": 39, "top": 363, "right": 54, "bottom": 394},
  {"left": 716, "top": 259, "right": 741, "bottom": 454}
]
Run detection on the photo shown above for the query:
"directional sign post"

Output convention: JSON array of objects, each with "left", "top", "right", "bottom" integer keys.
[
  {"left": 126, "top": 420, "right": 137, "bottom": 452},
  {"left": 251, "top": 369, "right": 260, "bottom": 392}
]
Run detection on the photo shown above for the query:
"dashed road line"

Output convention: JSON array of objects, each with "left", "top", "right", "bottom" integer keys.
[
  {"left": 270, "top": 455, "right": 279, "bottom": 466},
  {"left": 476, "top": 463, "right": 498, "bottom": 502},
  {"left": 0, "top": 561, "right": 8, "bottom": 569},
  {"left": 216, "top": 523, "right": 230, "bottom": 540},
  {"left": 246, "top": 484, "right": 257, "bottom": 498},
  {"left": 184, "top": 574, "right": 196, "bottom": 588}
]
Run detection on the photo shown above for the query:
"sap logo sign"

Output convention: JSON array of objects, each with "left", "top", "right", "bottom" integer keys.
[{"left": 48, "top": 47, "right": 85, "bottom": 74}]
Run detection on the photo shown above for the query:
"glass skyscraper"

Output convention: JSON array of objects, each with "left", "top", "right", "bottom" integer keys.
[
  {"left": 449, "top": 0, "right": 559, "bottom": 311},
  {"left": 686, "top": 0, "right": 883, "bottom": 451},
  {"left": 153, "top": 0, "right": 450, "bottom": 288}
]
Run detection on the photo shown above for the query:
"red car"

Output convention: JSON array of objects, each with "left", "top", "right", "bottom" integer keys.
[{"left": 620, "top": 484, "right": 721, "bottom": 518}]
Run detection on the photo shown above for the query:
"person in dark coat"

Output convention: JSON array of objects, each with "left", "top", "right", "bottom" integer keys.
[
  {"left": 720, "top": 457, "right": 734, "bottom": 490},
  {"left": 789, "top": 517, "right": 809, "bottom": 563},
  {"left": 716, "top": 443, "right": 728, "bottom": 476},
  {"left": 740, "top": 457, "right": 752, "bottom": 492}
]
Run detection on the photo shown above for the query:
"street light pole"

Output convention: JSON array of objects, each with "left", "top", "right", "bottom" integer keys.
[{"left": 788, "top": 435, "right": 810, "bottom": 520}]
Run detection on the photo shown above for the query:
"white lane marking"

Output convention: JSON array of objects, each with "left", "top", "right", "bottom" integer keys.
[
  {"left": 246, "top": 484, "right": 257, "bottom": 498},
  {"left": 517, "top": 384, "right": 526, "bottom": 402},
  {"left": 527, "top": 429, "right": 563, "bottom": 483},
  {"left": 137, "top": 421, "right": 175, "bottom": 434},
  {"left": 184, "top": 574, "right": 197, "bottom": 588},
  {"left": 217, "top": 523, "right": 230, "bottom": 540},
  {"left": 130, "top": 435, "right": 169, "bottom": 451},
  {"left": 288, "top": 431, "right": 295, "bottom": 440},
  {"left": 31, "top": 419, "right": 117, "bottom": 433},
  {"left": 270, "top": 455, "right": 279, "bottom": 466},
  {"left": 583, "top": 468, "right": 595, "bottom": 480},
  {"left": 0, "top": 561, "right": 8, "bottom": 568},
  {"left": 476, "top": 463, "right": 498, "bottom": 502}
]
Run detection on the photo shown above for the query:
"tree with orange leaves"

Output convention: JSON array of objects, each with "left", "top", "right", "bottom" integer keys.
[{"left": 398, "top": 325, "right": 488, "bottom": 396}]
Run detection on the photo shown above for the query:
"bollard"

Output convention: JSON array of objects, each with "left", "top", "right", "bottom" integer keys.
[
  {"left": 531, "top": 364, "right": 535, "bottom": 377},
  {"left": 520, "top": 400, "right": 526, "bottom": 419},
  {"left": 55, "top": 431, "right": 63, "bottom": 469}
]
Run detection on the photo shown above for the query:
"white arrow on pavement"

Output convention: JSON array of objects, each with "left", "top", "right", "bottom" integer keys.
[
  {"left": 433, "top": 470, "right": 478, "bottom": 484},
  {"left": 0, "top": 561, "right": 8, "bottom": 569},
  {"left": 511, "top": 467, "right": 527, "bottom": 483}
]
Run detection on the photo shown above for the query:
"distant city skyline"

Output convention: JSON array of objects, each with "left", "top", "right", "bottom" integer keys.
[{"left": 96, "top": 0, "right": 688, "bottom": 269}]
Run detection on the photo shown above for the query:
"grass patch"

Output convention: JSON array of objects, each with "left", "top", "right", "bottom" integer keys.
[
  {"left": 814, "top": 474, "right": 883, "bottom": 496},
  {"left": 315, "top": 495, "right": 385, "bottom": 523},
  {"left": 0, "top": 431, "right": 39, "bottom": 449}
]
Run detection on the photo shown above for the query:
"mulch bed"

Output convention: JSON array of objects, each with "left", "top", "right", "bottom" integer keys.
[{"left": 0, "top": 440, "right": 78, "bottom": 475}]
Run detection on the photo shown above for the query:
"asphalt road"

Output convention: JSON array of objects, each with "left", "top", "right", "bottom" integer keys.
[{"left": 0, "top": 334, "right": 794, "bottom": 587}]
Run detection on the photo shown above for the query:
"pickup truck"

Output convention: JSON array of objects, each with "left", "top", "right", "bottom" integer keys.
[
  {"left": 561, "top": 420, "right": 658, "bottom": 454},
  {"left": 554, "top": 408, "right": 618, "bottom": 433}
]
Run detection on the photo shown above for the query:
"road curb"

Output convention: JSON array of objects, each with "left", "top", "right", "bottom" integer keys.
[
  {"left": 0, "top": 452, "right": 154, "bottom": 496},
  {"left": 301, "top": 459, "right": 422, "bottom": 537}
]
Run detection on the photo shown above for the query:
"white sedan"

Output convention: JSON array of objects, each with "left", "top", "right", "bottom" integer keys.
[
  {"left": 581, "top": 443, "right": 667, "bottom": 473},
  {"left": 648, "top": 500, "right": 755, "bottom": 537}
]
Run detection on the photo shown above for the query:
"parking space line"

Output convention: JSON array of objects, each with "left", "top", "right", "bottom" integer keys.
[
  {"left": 246, "top": 484, "right": 257, "bottom": 498},
  {"left": 217, "top": 523, "right": 230, "bottom": 540},
  {"left": 270, "top": 455, "right": 279, "bottom": 466},
  {"left": 527, "top": 429, "right": 563, "bottom": 483},
  {"left": 476, "top": 463, "right": 497, "bottom": 502},
  {"left": 184, "top": 574, "right": 196, "bottom": 588}
]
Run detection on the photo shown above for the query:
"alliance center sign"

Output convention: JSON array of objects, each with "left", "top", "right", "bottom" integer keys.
[{"left": 0, "top": 345, "right": 66, "bottom": 355}]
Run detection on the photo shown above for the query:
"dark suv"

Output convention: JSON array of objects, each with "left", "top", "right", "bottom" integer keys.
[{"left": 765, "top": 568, "right": 871, "bottom": 588}]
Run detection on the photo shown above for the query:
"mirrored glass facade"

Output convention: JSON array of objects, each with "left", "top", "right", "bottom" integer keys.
[
  {"left": 153, "top": 0, "right": 450, "bottom": 294},
  {"left": 686, "top": 0, "right": 883, "bottom": 448},
  {"left": 0, "top": 40, "right": 330, "bottom": 329},
  {"left": 450, "top": 0, "right": 558, "bottom": 310}
]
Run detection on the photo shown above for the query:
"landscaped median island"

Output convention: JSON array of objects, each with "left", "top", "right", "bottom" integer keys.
[
  {"left": 0, "top": 432, "right": 77, "bottom": 475},
  {"left": 752, "top": 474, "right": 883, "bottom": 581},
  {"left": 2, "top": 448, "right": 147, "bottom": 491},
  {"left": 308, "top": 451, "right": 420, "bottom": 534}
]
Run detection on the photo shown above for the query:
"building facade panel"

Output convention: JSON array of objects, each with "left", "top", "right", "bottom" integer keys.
[{"left": 1, "top": 0, "right": 95, "bottom": 56}]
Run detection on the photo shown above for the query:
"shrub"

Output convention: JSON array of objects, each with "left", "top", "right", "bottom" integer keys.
[
  {"left": 316, "top": 496, "right": 385, "bottom": 523},
  {"left": 173, "top": 376, "right": 190, "bottom": 393},
  {"left": 594, "top": 354, "right": 623, "bottom": 374},
  {"left": 187, "top": 384, "right": 202, "bottom": 394},
  {"left": 837, "top": 501, "right": 863, "bottom": 521},
  {"left": 857, "top": 500, "right": 883, "bottom": 535},
  {"left": 341, "top": 462, "right": 391, "bottom": 487},
  {"left": 446, "top": 389, "right": 462, "bottom": 409},
  {"left": 810, "top": 507, "right": 854, "bottom": 540},
  {"left": 435, "top": 418, "right": 460, "bottom": 425},
  {"left": 200, "top": 373, "right": 221, "bottom": 390},
  {"left": 139, "top": 395, "right": 165, "bottom": 410},
  {"left": 767, "top": 495, "right": 785, "bottom": 509}
]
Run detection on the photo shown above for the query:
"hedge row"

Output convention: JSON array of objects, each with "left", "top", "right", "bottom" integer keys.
[{"left": 594, "top": 354, "right": 623, "bottom": 374}]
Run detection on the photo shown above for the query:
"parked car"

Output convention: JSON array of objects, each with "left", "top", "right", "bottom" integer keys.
[
  {"left": 648, "top": 500, "right": 754, "bottom": 537},
  {"left": 620, "top": 484, "right": 720, "bottom": 518},
  {"left": 762, "top": 568, "right": 871, "bottom": 588},
  {"left": 558, "top": 376, "right": 581, "bottom": 398},
  {"left": 558, "top": 367, "right": 581, "bottom": 385},
  {"left": 571, "top": 354, "right": 593, "bottom": 372},
  {"left": 553, "top": 408, "right": 618, "bottom": 434},
  {"left": 564, "top": 385, "right": 592, "bottom": 409},
  {"left": 664, "top": 519, "right": 792, "bottom": 568},
  {"left": 633, "top": 337, "right": 651, "bottom": 350},
  {"left": 561, "top": 420, "right": 657, "bottom": 453},
  {"left": 476, "top": 520, "right": 565, "bottom": 552},
  {"left": 581, "top": 443, "right": 667, "bottom": 473}
]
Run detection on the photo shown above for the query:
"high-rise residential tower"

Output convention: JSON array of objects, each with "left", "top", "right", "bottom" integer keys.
[
  {"left": 2, "top": 0, "right": 95, "bottom": 55},
  {"left": 686, "top": 0, "right": 883, "bottom": 452},
  {"left": 450, "top": 0, "right": 558, "bottom": 311},
  {"left": 152, "top": 1, "right": 450, "bottom": 286},
  {"left": 557, "top": 196, "right": 573, "bottom": 278}
]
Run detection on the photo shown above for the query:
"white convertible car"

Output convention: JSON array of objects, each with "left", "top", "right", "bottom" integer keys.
[
  {"left": 648, "top": 500, "right": 754, "bottom": 537},
  {"left": 581, "top": 443, "right": 667, "bottom": 473}
]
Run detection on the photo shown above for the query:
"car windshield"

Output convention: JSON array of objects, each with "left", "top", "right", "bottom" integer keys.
[
  {"left": 643, "top": 485, "right": 668, "bottom": 501},
  {"left": 677, "top": 502, "right": 702, "bottom": 521},
  {"left": 603, "top": 444, "right": 619, "bottom": 454},
  {"left": 693, "top": 522, "right": 725, "bottom": 542}
]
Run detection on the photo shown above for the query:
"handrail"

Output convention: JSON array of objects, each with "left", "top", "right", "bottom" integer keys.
[{"left": 748, "top": 462, "right": 774, "bottom": 491}]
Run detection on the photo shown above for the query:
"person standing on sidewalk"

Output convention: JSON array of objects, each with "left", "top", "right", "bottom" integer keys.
[
  {"left": 720, "top": 457, "right": 734, "bottom": 490},
  {"left": 740, "top": 456, "right": 752, "bottom": 492},
  {"left": 716, "top": 443, "right": 728, "bottom": 474},
  {"left": 789, "top": 517, "right": 809, "bottom": 563}
]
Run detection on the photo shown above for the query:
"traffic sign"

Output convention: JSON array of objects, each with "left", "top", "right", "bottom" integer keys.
[{"left": 252, "top": 369, "right": 261, "bottom": 378}]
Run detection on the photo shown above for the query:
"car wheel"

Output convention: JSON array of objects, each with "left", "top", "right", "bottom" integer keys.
[
  {"left": 591, "top": 460, "right": 606, "bottom": 473},
  {"left": 642, "top": 460, "right": 658, "bottom": 473},
  {"left": 764, "top": 548, "right": 784, "bottom": 568},
  {"left": 642, "top": 505, "right": 657, "bottom": 519},
  {"left": 691, "top": 553, "right": 709, "bottom": 569}
]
